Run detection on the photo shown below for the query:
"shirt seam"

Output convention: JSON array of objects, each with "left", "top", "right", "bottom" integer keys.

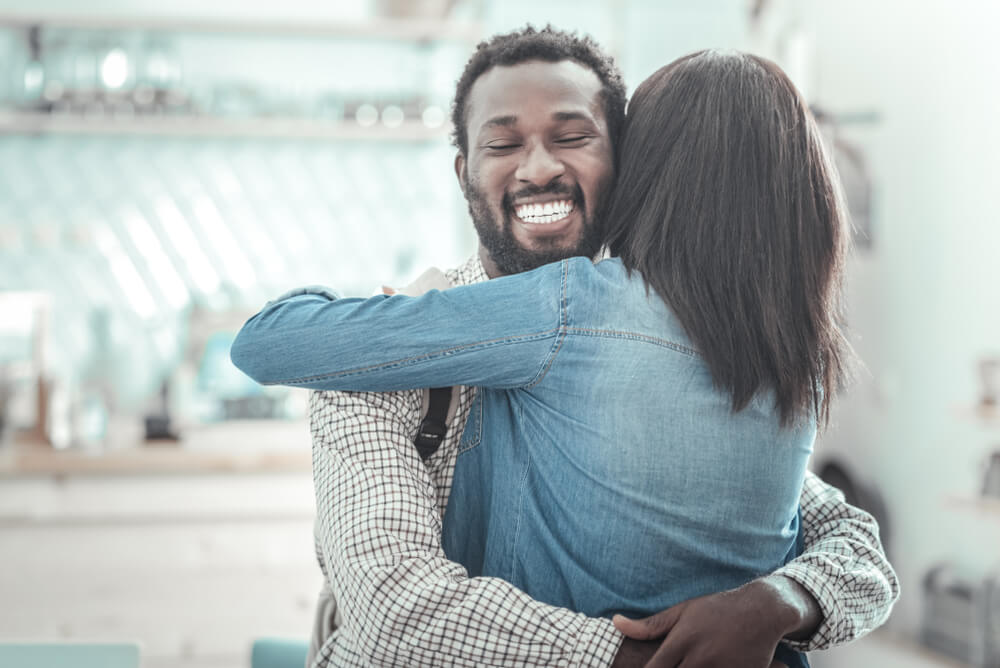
[
  {"left": 525, "top": 260, "right": 701, "bottom": 392},
  {"left": 564, "top": 327, "right": 700, "bottom": 358},
  {"left": 508, "top": 455, "right": 534, "bottom": 583},
  {"left": 524, "top": 258, "right": 571, "bottom": 390},
  {"left": 274, "top": 330, "right": 562, "bottom": 387}
]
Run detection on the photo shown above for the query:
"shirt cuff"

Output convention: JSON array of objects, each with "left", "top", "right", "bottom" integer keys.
[
  {"left": 570, "top": 617, "right": 623, "bottom": 667},
  {"left": 773, "top": 561, "right": 841, "bottom": 652}
]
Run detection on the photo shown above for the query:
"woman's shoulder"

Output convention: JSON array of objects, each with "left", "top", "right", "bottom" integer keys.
[
  {"left": 561, "top": 257, "right": 694, "bottom": 348},
  {"left": 565, "top": 256, "right": 648, "bottom": 298},
  {"left": 564, "top": 256, "right": 629, "bottom": 282},
  {"left": 516, "top": 257, "right": 632, "bottom": 295}
]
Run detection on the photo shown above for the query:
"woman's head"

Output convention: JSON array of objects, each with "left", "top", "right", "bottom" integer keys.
[{"left": 603, "top": 50, "right": 849, "bottom": 426}]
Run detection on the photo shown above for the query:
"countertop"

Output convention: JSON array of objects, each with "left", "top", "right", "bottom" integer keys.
[{"left": 0, "top": 419, "right": 312, "bottom": 476}]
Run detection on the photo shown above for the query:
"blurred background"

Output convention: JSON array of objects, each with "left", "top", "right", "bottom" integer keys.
[{"left": 0, "top": 0, "right": 997, "bottom": 667}]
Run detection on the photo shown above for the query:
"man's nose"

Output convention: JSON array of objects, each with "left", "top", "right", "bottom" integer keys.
[{"left": 515, "top": 143, "right": 565, "bottom": 186}]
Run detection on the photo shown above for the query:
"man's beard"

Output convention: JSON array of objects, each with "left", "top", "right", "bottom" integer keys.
[{"left": 465, "top": 179, "right": 606, "bottom": 276}]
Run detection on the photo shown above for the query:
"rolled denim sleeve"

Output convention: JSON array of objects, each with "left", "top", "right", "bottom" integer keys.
[{"left": 231, "top": 260, "right": 568, "bottom": 392}]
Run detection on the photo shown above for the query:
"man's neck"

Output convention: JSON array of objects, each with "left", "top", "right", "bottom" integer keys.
[{"left": 477, "top": 245, "right": 611, "bottom": 280}]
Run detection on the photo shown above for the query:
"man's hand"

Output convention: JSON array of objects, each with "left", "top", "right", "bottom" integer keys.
[
  {"left": 388, "top": 267, "right": 451, "bottom": 297},
  {"left": 611, "top": 575, "right": 819, "bottom": 668},
  {"left": 610, "top": 638, "right": 659, "bottom": 667}
]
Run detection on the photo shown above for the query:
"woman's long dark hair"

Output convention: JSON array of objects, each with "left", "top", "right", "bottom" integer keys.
[{"left": 603, "top": 50, "right": 849, "bottom": 427}]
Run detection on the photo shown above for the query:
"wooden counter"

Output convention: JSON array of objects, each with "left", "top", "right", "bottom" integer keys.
[{"left": 0, "top": 419, "right": 312, "bottom": 477}]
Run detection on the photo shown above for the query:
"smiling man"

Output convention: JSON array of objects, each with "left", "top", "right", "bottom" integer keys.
[
  {"left": 233, "top": 26, "right": 898, "bottom": 668},
  {"left": 458, "top": 59, "right": 613, "bottom": 276}
]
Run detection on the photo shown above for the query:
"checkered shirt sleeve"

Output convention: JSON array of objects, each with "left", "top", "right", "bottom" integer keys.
[
  {"left": 309, "top": 256, "right": 621, "bottom": 667},
  {"left": 778, "top": 471, "right": 900, "bottom": 651}
]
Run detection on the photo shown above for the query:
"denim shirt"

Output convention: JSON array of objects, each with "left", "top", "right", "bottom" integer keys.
[{"left": 232, "top": 256, "right": 814, "bottom": 619}]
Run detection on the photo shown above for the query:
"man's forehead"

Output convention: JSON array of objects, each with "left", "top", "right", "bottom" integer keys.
[{"left": 466, "top": 60, "right": 606, "bottom": 129}]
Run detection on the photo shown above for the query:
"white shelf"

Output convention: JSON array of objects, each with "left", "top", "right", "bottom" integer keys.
[
  {"left": 974, "top": 404, "right": 1000, "bottom": 427},
  {"left": 954, "top": 403, "right": 1000, "bottom": 428},
  {"left": 0, "top": 12, "right": 482, "bottom": 42},
  {"left": 0, "top": 111, "right": 451, "bottom": 141},
  {"left": 945, "top": 494, "right": 1000, "bottom": 517}
]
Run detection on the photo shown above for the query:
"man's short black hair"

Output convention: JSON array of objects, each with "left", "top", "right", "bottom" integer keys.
[{"left": 450, "top": 25, "right": 627, "bottom": 159}]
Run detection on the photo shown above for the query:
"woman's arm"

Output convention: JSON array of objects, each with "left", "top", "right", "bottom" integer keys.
[{"left": 230, "top": 260, "right": 568, "bottom": 392}]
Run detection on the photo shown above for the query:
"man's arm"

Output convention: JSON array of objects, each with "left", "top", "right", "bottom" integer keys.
[
  {"left": 776, "top": 470, "right": 900, "bottom": 649},
  {"left": 309, "top": 388, "right": 623, "bottom": 667}
]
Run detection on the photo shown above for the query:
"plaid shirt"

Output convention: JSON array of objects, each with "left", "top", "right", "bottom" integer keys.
[{"left": 308, "top": 255, "right": 899, "bottom": 667}]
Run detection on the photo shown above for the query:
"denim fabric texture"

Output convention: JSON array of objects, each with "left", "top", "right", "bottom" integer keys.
[{"left": 232, "top": 256, "right": 815, "bottom": 621}]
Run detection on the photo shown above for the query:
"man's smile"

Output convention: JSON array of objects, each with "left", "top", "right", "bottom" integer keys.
[
  {"left": 513, "top": 199, "right": 576, "bottom": 225},
  {"left": 505, "top": 186, "right": 586, "bottom": 242}
]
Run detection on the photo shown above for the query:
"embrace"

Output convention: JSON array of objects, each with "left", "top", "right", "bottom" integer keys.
[{"left": 232, "top": 26, "right": 899, "bottom": 668}]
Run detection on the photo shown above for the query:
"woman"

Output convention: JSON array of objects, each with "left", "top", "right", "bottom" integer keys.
[{"left": 233, "top": 50, "right": 848, "bottom": 668}]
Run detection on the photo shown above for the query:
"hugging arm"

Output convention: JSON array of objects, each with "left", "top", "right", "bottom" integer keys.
[
  {"left": 230, "top": 260, "right": 568, "bottom": 392},
  {"left": 777, "top": 471, "right": 900, "bottom": 649}
]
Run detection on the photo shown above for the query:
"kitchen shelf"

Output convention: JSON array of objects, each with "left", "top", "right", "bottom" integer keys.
[
  {"left": 0, "top": 12, "right": 482, "bottom": 43},
  {"left": 0, "top": 111, "right": 451, "bottom": 140}
]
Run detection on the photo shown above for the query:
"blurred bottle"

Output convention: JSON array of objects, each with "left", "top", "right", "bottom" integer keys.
[
  {"left": 137, "top": 35, "right": 184, "bottom": 115},
  {"left": 45, "top": 377, "right": 73, "bottom": 449},
  {"left": 40, "top": 29, "right": 72, "bottom": 113},
  {"left": 983, "top": 451, "right": 1000, "bottom": 498},
  {"left": 0, "top": 366, "right": 11, "bottom": 446},
  {"left": 45, "top": 376, "right": 111, "bottom": 451},
  {"left": 0, "top": 29, "right": 16, "bottom": 107},
  {"left": 75, "top": 385, "right": 110, "bottom": 450},
  {"left": 65, "top": 308, "right": 116, "bottom": 451},
  {"left": 71, "top": 31, "right": 99, "bottom": 106},
  {"left": 980, "top": 357, "right": 999, "bottom": 408},
  {"left": 15, "top": 26, "right": 46, "bottom": 109}
]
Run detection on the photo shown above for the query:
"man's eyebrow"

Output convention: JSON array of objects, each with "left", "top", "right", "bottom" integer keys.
[
  {"left": 552, "top": 111, "right": 595, "bottom": 123},
  {"left": 480, "top": 111, "right": 595, "bottom": 130},
  {"left": 482, "top": 115, "right": 518, "bottom": 129}
]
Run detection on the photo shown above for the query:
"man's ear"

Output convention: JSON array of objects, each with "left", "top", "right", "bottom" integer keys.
[{"left": 454, "top": 152, "right": 467, "bottom": 195}]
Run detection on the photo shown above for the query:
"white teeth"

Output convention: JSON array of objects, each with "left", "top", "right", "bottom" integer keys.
[{"left": 514, "top": 199, "right": 574, "bottom": 224}]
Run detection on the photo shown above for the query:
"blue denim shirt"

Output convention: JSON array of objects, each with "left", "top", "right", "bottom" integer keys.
[{"left": 232, "top": 256, "right": 814, "bottom": 619}]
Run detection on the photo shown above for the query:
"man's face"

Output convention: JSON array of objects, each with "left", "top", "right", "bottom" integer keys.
[{"left": 455, "top": 60, "right": 615, "bottom": 277}]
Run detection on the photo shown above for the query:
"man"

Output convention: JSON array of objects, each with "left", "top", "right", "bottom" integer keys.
[{"left": 241, "top": 26, "right": 899, "bottom": 667}]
